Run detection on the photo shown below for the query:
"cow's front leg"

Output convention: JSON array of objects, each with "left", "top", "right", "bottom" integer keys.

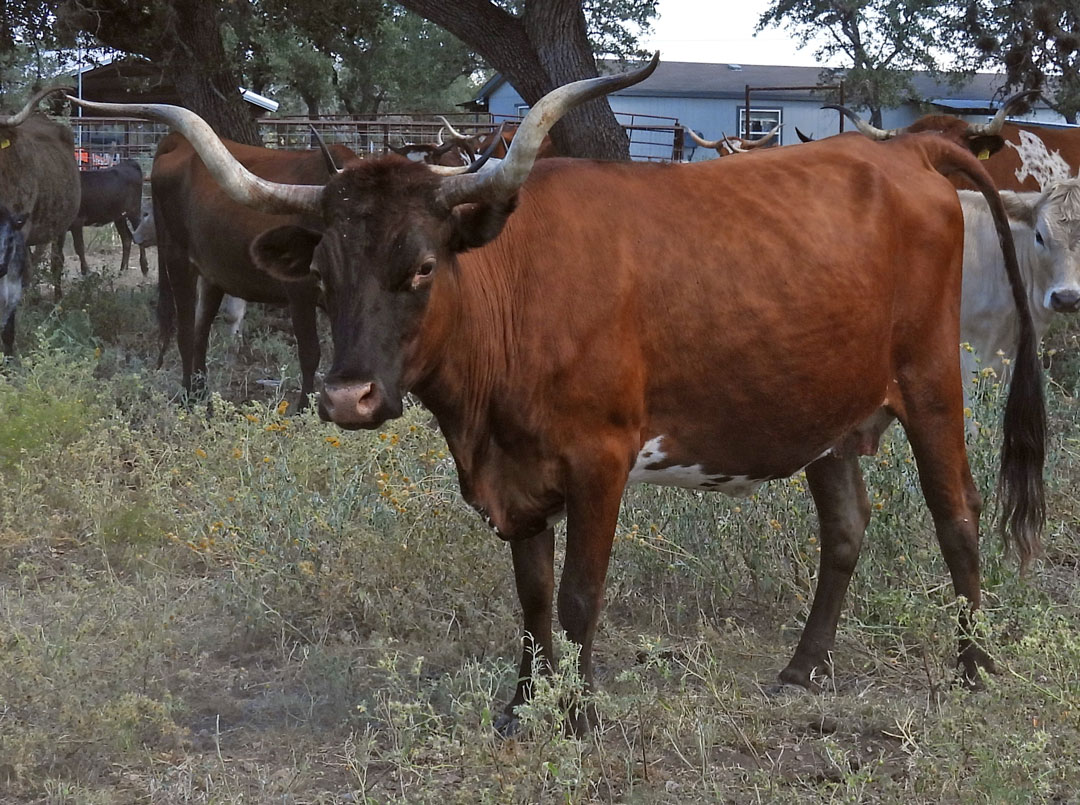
[
  {"left": 558, "top": 449, "right": 627, "bottom": 734},
  {"left": 286, "top": 286, "right": 320, "bottom": 411},
  {"left": 779, "top": 446, "right": 870, "bottom": 688},
  {"left": 495, "top": 527, "right": 555, "bottom": 736}
]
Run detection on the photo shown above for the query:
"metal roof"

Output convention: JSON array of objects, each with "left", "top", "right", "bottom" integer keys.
[{"left": 475, "top": 60, "right": 1037, "bottom": 108}]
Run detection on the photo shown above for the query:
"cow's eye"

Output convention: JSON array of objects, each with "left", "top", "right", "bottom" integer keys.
[
  {"left": 1035, "top": 230, "right": 1045, "bottom": 246},
  {"left": 411, "top": 258, "right": 437, "bottom": 290}
]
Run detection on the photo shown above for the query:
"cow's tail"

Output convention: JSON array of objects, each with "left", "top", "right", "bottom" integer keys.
[{"left": 923, "top": 137, "right": 1046, "bottom": 572}]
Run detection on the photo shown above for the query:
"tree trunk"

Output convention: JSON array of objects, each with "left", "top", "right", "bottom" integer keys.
[
  {"left": 166, "top": 0, "right": 262, "bottom": 145},
  {"left": 396, "top": 0, "right": 631, "bottom": 160},
  {"left": 60, "top": 0, "right": 262, "bottom": 147},
  {"left": 523, "top": 0, "right": 630, "bottom": 160}
]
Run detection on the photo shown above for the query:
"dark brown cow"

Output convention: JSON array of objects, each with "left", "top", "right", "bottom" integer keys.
[
  {"left": 116, "top": 129, "right": 357, "bottom": 404},
  {"left": 69, "top": 58, "right": 1046, "bottom": 736},
  {"left": 70, "top": 160, "right": 148, "bottom": 276},
  {"left": 0, "top": 87, "right": 80, "bottom": 301}
]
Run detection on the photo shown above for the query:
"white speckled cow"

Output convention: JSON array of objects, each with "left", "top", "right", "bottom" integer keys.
[{"left": 959, "top": 179, "right": 1080, "bottom": 378}]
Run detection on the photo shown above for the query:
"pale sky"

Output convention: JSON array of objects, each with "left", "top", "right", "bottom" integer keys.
[{"left": 643, "top": 0, "right": 836, "bottom": 67}]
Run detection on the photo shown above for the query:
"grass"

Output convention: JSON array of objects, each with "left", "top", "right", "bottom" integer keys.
[{"left": 0, "top": 243, "right": 1078, "bottom": 803}]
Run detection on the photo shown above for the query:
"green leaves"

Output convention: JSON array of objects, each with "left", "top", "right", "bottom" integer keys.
[{"left": 758, "top": 0, "right": 972, "bottom": 125}]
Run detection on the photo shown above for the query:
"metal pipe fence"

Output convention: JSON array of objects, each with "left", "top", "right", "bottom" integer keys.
[{"left": 68, "top": 110, "right": 687, "bottom": 176}]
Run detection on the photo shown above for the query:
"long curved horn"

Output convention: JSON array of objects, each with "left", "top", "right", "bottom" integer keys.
[
  {"left": 427, "top": 124, "right": 508, "bottom": 175},
  {"left": 438, "top": 52, "right": 660, "bottom": 208},
  {"left": 684, "top": 125, "right": 725, "bottom": 152},
  {"left": 66, "top": 96, "right": 323, "bottom": 214},
  {"left": 464, "top": 121, "right": 506, "bottom": 174},
  {"left": 437, "top": 115, "right": 469, "bottom": 141},
  {"left": 822, "top": 104, "right": 903, "bottom": 140},
  {"left": 436, "top": 127, "right": 445, "bottom": 146},
  {"left": 968, "top": 89, "right": 1041, "bottom": 136},
  {"left": 795, "top": 127, "right": 815, "bottom": 143},
  {"left": 1, "top": 86, "right": 73, "bottom": 127},
  {"left": 720, "top": 132, "right": 747, "bottom": 154},
  {"left": 739, "top": 124, "right": 780, "bottom": 149},
  {"left": 309, "top": 124, "right": 343, "bottom": 175}
]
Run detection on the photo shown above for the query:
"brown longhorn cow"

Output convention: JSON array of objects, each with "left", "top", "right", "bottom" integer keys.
[
  {"left": 390, "top": 120, "right": 509, "bottom": 168},
  {"left": 388, "top": 138, "right": 475, "bottom": 167},
  {"left": 439, "top": 116, "right": 558, "bottom": 160},
  {"left": 68, "top": 55, "right": 1046, "bottom": 736},
  {"left": 131, "top": 131, "right": 359, "bottom": 405},
  {"left": 827, "top": 96, "right": 1080, "bottom": 192},
  {"left": 0, "top": 87, "right": 80, "bottom": 347},
  {"left": 684, "top": 123, "right": 780, "bottom": 157}
]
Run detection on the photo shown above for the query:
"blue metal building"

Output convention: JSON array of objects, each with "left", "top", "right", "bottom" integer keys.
[{"left": 474, "top": 61, "right": 1069, "bottom": 161}]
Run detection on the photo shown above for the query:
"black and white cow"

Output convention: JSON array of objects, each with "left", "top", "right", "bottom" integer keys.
[{"left": 0, "top": 203, "right": 29, "bottom": 357}]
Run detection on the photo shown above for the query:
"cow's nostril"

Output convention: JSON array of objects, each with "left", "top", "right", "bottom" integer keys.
[
  {"left": 322, "top": 382, "right": 381, "bottom": 426},
  {"left": 1050, "top": 289, "right": 1080, "bottom": 312}
]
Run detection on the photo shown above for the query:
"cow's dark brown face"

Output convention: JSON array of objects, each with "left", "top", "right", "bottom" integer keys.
[{"left": 251, "top": 157, "right": 514, "bottom": 430}]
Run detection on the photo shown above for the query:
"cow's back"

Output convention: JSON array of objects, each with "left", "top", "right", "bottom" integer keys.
[
  {"left": 76, "top": 161, "right": 143, "bottom": 226},
  {"left": 457, "top": 135, "right": 968, "bottom": 474},
  {"left": 0, "top": 114, "right": 80, "bottom": 246}
]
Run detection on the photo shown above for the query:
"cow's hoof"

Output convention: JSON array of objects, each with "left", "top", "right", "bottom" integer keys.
[
  {"left": 957, "top": 645, "right": 997, "bottom": 690},
  {"left": 493, "top": 710, "right": 521, "bottom": 738}
]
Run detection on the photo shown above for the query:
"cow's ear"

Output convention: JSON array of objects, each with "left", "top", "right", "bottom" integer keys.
[
  {"left": 999, "top": 191, "right": 1037, "bottom": 227},
  {"left": 970, "top": 134, "right": 1006, "bottom": 159},
  {"left": 251, "top": 225, "right": 322, "bottom": 281},
  {"left": 449, "top": 198, "right": 517, "bottom": 252}
]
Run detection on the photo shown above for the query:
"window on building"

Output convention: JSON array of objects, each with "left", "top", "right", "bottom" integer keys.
[
  {"left": 736, "top": 108, "right": 782, "bottom": 142},
  {"left": 515, "top": 103, "right": 531, "bottom": 116}
]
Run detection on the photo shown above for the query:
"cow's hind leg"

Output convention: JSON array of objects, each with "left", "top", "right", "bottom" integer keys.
[
  {"left": 778, "top": 446, "right": 870, "bottom": 689},
  {"left": 2, "top": 312, "right": 15, "bottom": 357},
  {"left": 900, "top": 394, "right": 992, "bottom": 685},
  {"left": 116, "top": 219, "right": 132, "bottom": 274},
  {"left": 72, "top": 225, "right": 89, "bottom": 276},
  {"left": 50, "top": 235, "right": 65, "bottom": 298},
  {"left": 156, "top": 263, "right": 175, "bottom": 369},
  {"left": 161, "top": 244, "right": 197, "bottom": 398},
  {"left": 193, "top": 280, "right": 225, "bottom": 401},
  {"left": 495, "top": 527, "right": 556, "bottom": 736}
]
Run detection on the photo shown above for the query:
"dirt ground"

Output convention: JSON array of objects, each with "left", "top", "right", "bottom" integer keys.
[{"left": 1, "top": 234, "right": 1078, "bottom": 803}]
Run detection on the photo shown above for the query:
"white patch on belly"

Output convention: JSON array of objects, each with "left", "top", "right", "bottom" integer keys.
[
  {"left": 627, "top": 436, "right": 765, "bottom": 497},
  {"left": 1008, "top": 131, "right": 1074, "bottom": 189}
]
